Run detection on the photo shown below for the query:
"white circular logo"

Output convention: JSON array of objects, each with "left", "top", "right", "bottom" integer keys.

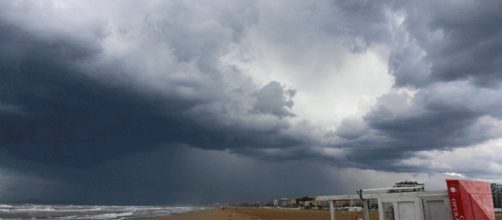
[{"left": 450, "top": 187, "right": 457, "bottom": 193}]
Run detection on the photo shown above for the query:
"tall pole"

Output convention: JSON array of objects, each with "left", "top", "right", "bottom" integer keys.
[
  {"left": 362, "top": 199, "right": 370, "bottom": 220},
  {"left": 330, "top": 200, "right": 336, "bottom": 220}
]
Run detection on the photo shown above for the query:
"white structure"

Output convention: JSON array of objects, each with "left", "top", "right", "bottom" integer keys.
[
  {"left": 274, "top": 197, "right": 289, "bottom": 207},
  {"left": 317, "top": 186, "right": 453, "bottom": 220}
]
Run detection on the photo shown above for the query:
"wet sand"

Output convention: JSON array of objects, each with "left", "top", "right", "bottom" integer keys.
[{"left": 153, "top": 207, "right": 379, "bottom": 220}]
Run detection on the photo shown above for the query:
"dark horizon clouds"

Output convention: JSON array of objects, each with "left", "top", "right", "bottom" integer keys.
[{"left": 1, "top": 0, "right": 502, "bottom": 204}]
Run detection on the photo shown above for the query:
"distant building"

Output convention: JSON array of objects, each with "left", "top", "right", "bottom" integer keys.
[
  {"left": 274, "top": 197, "right": 289, "bottom": 207},
  {"left": 492, "top": 183, "right": 502, "bottom": 208},
  {"left": 333, "top": 199, "right": 362, "bottom": 208},
  {"left": 295, "top": 196, "right": 315, "bottom": 208},
  {"left": 334, "top": 200, "right": 349, "bottom": 207},
  {"left": 311, "top": 199, "right": 330, "bottom": 209}
]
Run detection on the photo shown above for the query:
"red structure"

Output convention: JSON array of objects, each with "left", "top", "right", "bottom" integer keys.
[{"left": 447, "top": 179, "right": 495, "bottom": 220}]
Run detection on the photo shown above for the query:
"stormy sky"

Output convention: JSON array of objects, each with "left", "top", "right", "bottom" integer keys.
[{"left": 1, "top": 0, "right": 502, "bottom": 205}]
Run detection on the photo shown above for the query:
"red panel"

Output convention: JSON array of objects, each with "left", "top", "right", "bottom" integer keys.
[{"left": 447, "top": 179, "right": 495, "bottom": 220}]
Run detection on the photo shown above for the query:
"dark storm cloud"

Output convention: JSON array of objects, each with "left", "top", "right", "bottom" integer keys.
[
  {"left": 1, "top": 145, "right": 440, "bottom": 205},
  {"left": 1, "top": 0, "right": 500, "bottom": 168},
  {"left": 328, "top": 0, "right": 395, "bottom": 52},
  {"left": 1, "top": 0, "right": 502, "bottom": 204},
  {"left": 337, "top": 82, "right": 502, "bottom": 170},
  {"left": 389, "top": 0, "right": 502, "bottom": 87},
  {"left": 0, "top": 1, "right": 305, "bottom": 168},
  {"left": 56, "top": 146, "right": 342, "bottom": 205},
  {"left": 0, "top": 36, "right": 300, "bottom": 167}
]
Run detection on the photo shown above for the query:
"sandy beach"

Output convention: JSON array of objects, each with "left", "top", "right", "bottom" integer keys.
[
  {"left": 153, "top": 207, "right": 379, "bottom": 220},
  {"left": 153, "top": 207, "right": 502, "bottom": 220}
]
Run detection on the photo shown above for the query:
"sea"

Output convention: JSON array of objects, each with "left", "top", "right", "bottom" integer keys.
[{"left": 0, "top": 204, "right": 202, "bottom": 220}]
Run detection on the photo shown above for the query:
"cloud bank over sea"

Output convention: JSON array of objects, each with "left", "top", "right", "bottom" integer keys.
[{"left": 0, "top": 0, "right": 501, "bottom": 203}]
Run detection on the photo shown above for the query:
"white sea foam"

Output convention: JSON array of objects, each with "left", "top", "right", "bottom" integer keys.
[
  {"left": 0, "top": 204, "right": 202, "bottom": 219},
  {"left": 75, "top": 211, "right": 134, "bottom": 219}
]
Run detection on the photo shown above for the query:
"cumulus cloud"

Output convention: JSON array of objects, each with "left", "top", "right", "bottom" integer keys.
[
  {"left": 332, "top": 0, "right": 502, "bottom": 176},
  {"left": 332, "top": 81, "right": 502, "bottom": 171}
]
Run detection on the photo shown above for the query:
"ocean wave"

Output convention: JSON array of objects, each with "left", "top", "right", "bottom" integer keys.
[
  {"left": 74, "top": 211, "right": 134, "bottom": 220},
  {"left": 0, "top": 204, "right": 201, "bottom": 220}
]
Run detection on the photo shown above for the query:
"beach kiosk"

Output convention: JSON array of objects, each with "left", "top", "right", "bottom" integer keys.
[{"left": 317, "top": 179, "right": 495, "bottom": 220}]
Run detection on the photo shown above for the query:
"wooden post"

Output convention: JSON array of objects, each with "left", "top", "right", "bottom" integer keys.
[
  {"left": 330, "top": 200, "right": 336, "bottom": 220},
  {"left": 362, "top": 199, "right": 370, "bottom": 220}
]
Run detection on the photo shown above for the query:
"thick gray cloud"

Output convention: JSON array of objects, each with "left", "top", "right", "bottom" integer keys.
[
  {"left": 336, "top": 117, "right": 368, "bottom": 140},
  {"left": 254, "top": 81, "right": 295, "bottom": 117},
  {"left": 336, "top": 84, "right": 502, "bottom": 170},
  {"left": 332, "top": 0, "right": 502, "bottom": 175},
  {"left": 0, "top": 0, "right": 310, "bottom": 167},
  {"left": 389, "top": 0, "right": 502, "bottom": 87},
  {"left": 0, "top": 145, "right": 453, "bottom": 204},
  {"left": 1, "top": 0, "right": 502, "bottom": 204}
]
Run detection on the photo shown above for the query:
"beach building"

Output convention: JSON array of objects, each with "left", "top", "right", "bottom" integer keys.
[
  {"left": 273, "top": 197, "right": 290, "bottom": 207},
  {"left": 311, "top": 199, "right": 330, "bottom": 209},
  {"left": 333, "top": 199, "right": 362, "bottom": 208},
  {"left": 290, "top": 199, "right": 297, "bottom": 207},
  {"left": 295, "top": 196, "right": 315, "bottom": 208},
  {"left": 318, "top": 179, "right": 496, "bottom": 220}
]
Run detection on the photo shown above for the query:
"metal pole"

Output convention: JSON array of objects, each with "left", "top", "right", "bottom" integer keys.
[
  {"left": 362, "top": 199, "right": 370, "bottom": 220},
  {"left": 330, "top": 200, "right": 336, "bottom": 220}
]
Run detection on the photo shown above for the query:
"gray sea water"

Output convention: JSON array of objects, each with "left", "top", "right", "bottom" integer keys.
[{"left": 0, "top": 204, "right": 202, "bottom": 220}]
